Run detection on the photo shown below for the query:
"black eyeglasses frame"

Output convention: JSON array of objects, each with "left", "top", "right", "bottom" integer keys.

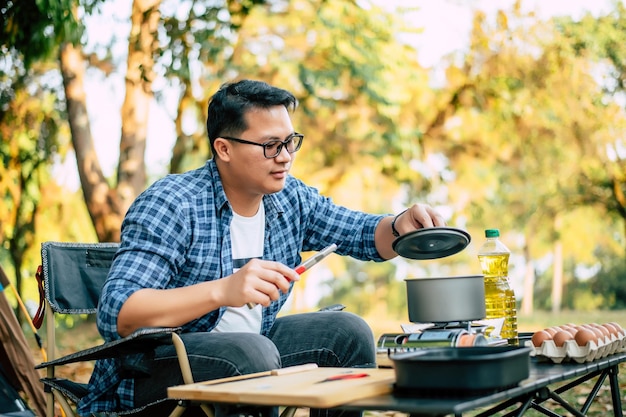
[{"left": 221, "top": 133, "right": 304, "bottom": 159}]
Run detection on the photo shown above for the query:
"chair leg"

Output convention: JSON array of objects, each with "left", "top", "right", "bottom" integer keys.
[
  {"left": 168, "top": 403, "right": 187, "bottom": 417},
  {"left": 171, "top": 333, "right": 195, "bottom": 384},
  {"left": 46, "top": 390, "right": 55, "bottom": 417},
  {"left": 166, "top": 401, "right": 215, "bottom": 417},
  {"left": 200, "top": 403, "right": 215, "bottom": 417},
  {"left": 280, "top": 406, "right": 298, "bottom": 417},
  {"left": 170, "top": 333, "right": 215, "bottom": 417},
  {"left": 52, "top": 388, "right": 78, "bottom": 417}
]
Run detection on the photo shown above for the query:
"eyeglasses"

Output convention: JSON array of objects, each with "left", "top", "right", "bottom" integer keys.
[{"left": 221, "top": 133, "right": 304, "bottom": 159}]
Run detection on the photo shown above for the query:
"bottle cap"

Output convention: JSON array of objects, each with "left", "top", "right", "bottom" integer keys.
[{"left": 485, "top": 229, "right": 500, "bottom": 238}]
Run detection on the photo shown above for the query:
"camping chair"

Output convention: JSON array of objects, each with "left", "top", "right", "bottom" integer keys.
[{"left": 34, "top": 241, "right": 214, "bottom": 417}]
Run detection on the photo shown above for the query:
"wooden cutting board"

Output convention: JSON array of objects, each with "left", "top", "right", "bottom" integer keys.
[{"left": 168, "top": 365, "right": 395, "bottom": 408}]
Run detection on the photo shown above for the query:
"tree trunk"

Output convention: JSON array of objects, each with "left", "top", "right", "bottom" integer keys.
[
  {"left": 58, "top": 0, "right": 161, "bottom": 242},
  {"left": 117, "top": 0, "right": 161, "bottom": 211},
  {"left": 170, "top": 86, "right": 192, "bottom": 174},
  {"left": 59, "top": 43, "right": 124, "bottom": 242}
]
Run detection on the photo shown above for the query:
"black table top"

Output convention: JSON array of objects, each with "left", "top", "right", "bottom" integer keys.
[{"left": 342, "top": 352, "right": 626, "bottom": 416}]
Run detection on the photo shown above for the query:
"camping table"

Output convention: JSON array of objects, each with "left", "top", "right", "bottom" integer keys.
[
  {"left": 168, "top": 352, "right": 626, "bottom": 417},
  {"left": 345, "top": 351, "right": 626, "bottom": 416}
]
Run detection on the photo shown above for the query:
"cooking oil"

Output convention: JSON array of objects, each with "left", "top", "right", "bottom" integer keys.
[{"left": 478, "top": 229, "right": 518, "bottom": 345}]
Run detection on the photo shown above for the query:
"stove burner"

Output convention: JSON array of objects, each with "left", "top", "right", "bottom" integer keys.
[
  {"left": 430, "top": 321, "right": 473, "bottom": 331},
  {"left": 401, "top": 321, "right": 489, "bottom": 334}
]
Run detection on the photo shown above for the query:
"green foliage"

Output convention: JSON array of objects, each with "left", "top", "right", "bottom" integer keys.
[
  {"left": 554, "top": 3, "right": 626, "bottom": 222},
  {"left": 172, "top": 0, "right": 433, "bottom": 195},
  {"left": 1, "top": 0, "right": 107, "bottom": 69},
  {"left": 0, "top": 42, "right": 90, "bottom": 305},
  {"left": 589, "top": 251, "right": 626, "bottom": 309},
  {"left": 1, "top": 1, "right": 55, "bottom": 67},
  {"left": 1, "top": 0, "right": 626, "bottom": 318},
  {"left": 0, "top": 65, "right": 66, "bottom": 234}
]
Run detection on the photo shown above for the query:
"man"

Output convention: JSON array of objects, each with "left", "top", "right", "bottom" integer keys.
[{"left": 78, "top": 79, "right": 446, "bottom": 416}]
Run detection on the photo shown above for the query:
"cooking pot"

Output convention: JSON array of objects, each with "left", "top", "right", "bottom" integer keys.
[{"left": 405, "top": 275, "right": 486, "bottom": 323}]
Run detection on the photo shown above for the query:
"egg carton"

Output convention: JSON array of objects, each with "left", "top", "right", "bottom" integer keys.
[{"left": 525, "top": 331, "right": 626, "bottom": 364}]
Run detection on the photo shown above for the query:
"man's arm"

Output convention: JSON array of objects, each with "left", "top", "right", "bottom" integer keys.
[{"left": 116, "top": 259, "right": 299, "bottom": 337}]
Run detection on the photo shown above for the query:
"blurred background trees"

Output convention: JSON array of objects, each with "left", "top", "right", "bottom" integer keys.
[{"left": 1, "top": 0, "right": 625, "bottom": 325}]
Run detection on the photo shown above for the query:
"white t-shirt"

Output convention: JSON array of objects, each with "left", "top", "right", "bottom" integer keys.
[{"left": 212, "top": 204, "right": 265, "bottom": 333}]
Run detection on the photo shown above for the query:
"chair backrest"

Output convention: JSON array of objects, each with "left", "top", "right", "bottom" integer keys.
[
  {"left": 38, "top": 242, "right": 119, "bottom": 367},
  {"left": 40, "top": 241, "right": 119, "bottom": 314}
]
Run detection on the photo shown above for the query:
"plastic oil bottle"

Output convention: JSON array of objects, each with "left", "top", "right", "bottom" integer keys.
[{"left": 478, "top": 229, "right": 518, "bottom": 345}]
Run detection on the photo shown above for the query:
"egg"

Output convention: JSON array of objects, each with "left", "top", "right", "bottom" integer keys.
[
  {"left": 593, "top": 324, "right": 610, "bottom": 339},
  {"left": 531, "top": 330, "right": 552, "bottom": 347},
  {"left": 559, "top": 325, "right": 577, "bottom": 335},
  {"left": 574, "top": 328, "right": 597, "bottom": 347},
  {"left": 543, "top": 327, "right": 558, "bottom": 337},
  {"left": 588, "top": 326, "right": 605, "bottom": 342},
  {"left": 552, "top": 330, "right": 574, "bottom": 347},
  {"left": 608, "top": 322, "right": 624, "bottom": 337},
  {"left": 601, "top": 322, "right": 614, "bottom": 333}
]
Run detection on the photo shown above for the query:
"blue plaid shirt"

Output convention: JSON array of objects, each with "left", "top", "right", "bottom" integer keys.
[{"left": 77, "top": 158, "right": 385, "bottom": 414}]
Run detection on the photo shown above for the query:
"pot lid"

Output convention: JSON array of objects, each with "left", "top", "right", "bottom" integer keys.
[{"left": 392, "top": 227, "right": 471, "bottom": 260}]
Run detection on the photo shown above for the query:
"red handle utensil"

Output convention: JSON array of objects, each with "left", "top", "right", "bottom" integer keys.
[
  {"left": 315, "top": 372, "right": 370, "bottom": 384},
  {"left": 246, "top": 244, "right": 338, "bottom": 309}
]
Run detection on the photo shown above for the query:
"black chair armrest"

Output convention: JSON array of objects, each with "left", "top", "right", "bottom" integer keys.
[{"left": 36, "top": 327, "right": 181, "bottom": 369}]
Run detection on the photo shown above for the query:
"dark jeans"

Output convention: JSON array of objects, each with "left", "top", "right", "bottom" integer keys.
[{"left": 134, "top": 311, "right": 377, "bottom": 417}]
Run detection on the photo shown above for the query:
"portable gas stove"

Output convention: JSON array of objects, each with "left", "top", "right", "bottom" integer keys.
[{"left": 377, "top": 319, "right": 506, "bottom": 356}]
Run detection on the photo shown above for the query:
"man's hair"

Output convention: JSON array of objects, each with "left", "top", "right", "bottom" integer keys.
[{"left": 207, "top": 79, "right": 298, "bottom": 155}]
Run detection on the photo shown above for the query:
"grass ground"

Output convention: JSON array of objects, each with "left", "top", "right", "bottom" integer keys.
[{"left": 27, "top": 309, "right": 626, "bottom": 416}]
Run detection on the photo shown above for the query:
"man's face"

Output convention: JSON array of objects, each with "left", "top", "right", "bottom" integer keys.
[{"left": 217, "top": 105, "right": 297, "bottom": 198}]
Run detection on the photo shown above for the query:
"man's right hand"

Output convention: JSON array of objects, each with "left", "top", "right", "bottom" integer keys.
[{"left": 223, "top": 259, "right": 299, "bottom": 307}]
